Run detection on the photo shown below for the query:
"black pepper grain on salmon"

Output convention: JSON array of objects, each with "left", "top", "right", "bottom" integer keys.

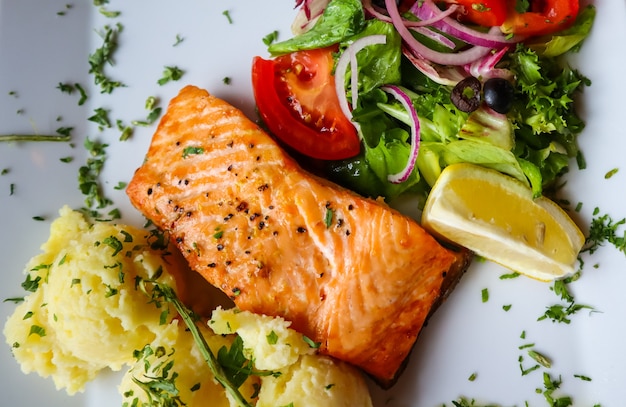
[{"left": 126, "top": 86, "right": 471, "bottom": 388}]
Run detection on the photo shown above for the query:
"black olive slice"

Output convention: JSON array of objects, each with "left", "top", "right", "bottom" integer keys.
[{"left": 451, "top": 76, "right": 482, "bottom": 113}]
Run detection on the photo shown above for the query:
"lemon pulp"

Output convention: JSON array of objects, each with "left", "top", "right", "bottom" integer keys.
[{"left": 421, "top": 163, "right": 585, "bottom": 281}]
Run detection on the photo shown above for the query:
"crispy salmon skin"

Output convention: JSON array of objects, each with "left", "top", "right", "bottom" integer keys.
[{"left": 127, "top": 85, "right": 470, "bottom": 387}]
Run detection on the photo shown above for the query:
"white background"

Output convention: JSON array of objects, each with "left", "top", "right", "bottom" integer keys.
[{"left": 1, "top": 1, "right": 625, "bottom": 406}]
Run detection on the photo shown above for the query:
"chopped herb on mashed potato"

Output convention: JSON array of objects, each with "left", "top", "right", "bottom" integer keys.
[
  {"left": 120, "top": 319, "right": 246, "bottom": 407},
  {"left": 210, "top": 308, "right": 373, "bottom": 407},
  {"left": 3, "top": 206, "right": 183, "bottom": 394},
  {"left": 3, "top": 206, "right": 373, "bottom": 406}
]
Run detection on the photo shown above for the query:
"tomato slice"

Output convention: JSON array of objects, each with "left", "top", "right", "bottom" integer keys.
[
  {"left": 251, "top": 47, "right": 360, "bottom": 161},
  {"left": 452, "top": 0, "right": 508, "bottom": 27},
  {"left": 502, "top": 0, "right": 580, "bottom": 36}
]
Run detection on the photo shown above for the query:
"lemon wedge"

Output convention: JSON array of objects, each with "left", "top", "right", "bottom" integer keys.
[{"left": 421, "top": 163, "right": 585, "bottom": 281}]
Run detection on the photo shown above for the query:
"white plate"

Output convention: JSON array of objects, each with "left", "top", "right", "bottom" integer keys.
[{"left": 1, "top": 1, "right": 625, "bottom": 406}]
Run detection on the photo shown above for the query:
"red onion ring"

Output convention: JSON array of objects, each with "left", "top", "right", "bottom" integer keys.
[
  {"left": 362, "top": 0, "right": 459, "bottom": 27},
  {"left": 335, "top": 34, "right": 388, "bottom": 135},
  {"left": 465, "top": 45, "right": 514, "bottom": 81},
  {"left": 385, "top": 0, "right": 491, "bottom": 66},
  {"left": 411, "top": 26, "right": 456, "bottom": 50},
  {"left": 402, "top": 46, "right": 467, "bottom": 86},
  {"left": 410, "top": 0, "right": 524, "bottom": 48},
  {"left": 380, "top": 85, "right": 421, "bottom": 184},
  {"left": 291, "top": 0, "right": 330, "bottom": 34}
]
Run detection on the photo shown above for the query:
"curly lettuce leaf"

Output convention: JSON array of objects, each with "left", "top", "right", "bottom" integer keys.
[{"left": 508, "top": 44, "right": 590, "bottom": 192}]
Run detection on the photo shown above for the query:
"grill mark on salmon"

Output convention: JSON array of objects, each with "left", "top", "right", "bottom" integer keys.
[{"left": 127, "top": 85, "right": 471, "bottom": 387}]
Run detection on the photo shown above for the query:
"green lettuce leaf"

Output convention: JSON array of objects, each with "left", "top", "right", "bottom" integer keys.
[
  {"left": 436, "top": 139, "right": 528, "bottom": 185},
  {"left": 342, "top": 19, "right": 402, "bottom": 95},
  {"left": 528, "top": 5, "right": 596, "bottom": 57},
  {"left": 268, "top": 0, "right": 364, "bottom": 55}
]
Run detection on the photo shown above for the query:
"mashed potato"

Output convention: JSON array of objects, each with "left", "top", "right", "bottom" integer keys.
[
  {"left": 3, "top": 206, "right": 183, "bottom": 394},
  {"left": 210, "top": 308, "right": 373, "bottom": 407},
  {"left": 209, "top": 307, "right": 316, "bottom": 371},
  {"left": 4, "top": 206, "right": 373, "bottom": 406},
  {"left": 119, "top": 320, "right": 246, "bottom": 407}
]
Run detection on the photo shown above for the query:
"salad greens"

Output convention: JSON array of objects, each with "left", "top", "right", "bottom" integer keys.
[
  {"left": 267, "top": 0, "right": 596, "bottom": 202},
  {"left": 268, "top": 0, "right": 365, "bottom": 55}
]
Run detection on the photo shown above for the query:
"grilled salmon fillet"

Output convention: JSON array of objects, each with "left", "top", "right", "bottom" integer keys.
[{"left": 127, "top": 85, "right": 471, "bottom": 387}]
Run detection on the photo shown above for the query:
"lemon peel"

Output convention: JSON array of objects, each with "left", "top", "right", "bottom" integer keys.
[{"left": 421, "top": 163, "right": 584, "bottom": 281}]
